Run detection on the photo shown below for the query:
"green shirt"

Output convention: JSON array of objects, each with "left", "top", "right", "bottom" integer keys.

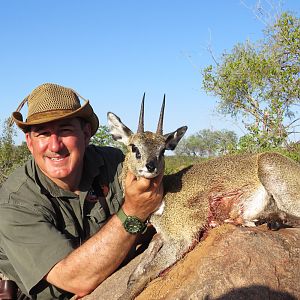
[{"left": 0, "top": 145, "right": 124, "bottom": 299}]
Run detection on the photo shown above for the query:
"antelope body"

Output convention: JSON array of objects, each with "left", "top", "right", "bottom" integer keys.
[{"left": 107, "top": 97, "right": 300, "bottom": 300}]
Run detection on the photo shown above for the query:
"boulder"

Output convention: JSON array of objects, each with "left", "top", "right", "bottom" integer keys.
[{"left": 79, "top": 224, "right": 300, "bottom": 299}]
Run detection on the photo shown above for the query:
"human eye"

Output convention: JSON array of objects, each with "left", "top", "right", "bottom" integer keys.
[
  {"left": 33, "top": 130, "right": 50, "bottom": 138},
  {"left": 60, "top": 126, "right": 75, "bottom": 136}
]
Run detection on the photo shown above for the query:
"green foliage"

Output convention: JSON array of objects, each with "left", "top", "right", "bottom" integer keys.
[
  {"left": 202, "top": 12, "right": 300, "bottom": 149},
  {"left": 90, "top": 125, "right": 116, "bottom": 146},
  {"left": 175, "top": 128, "right": 238, "bottom": 157},
  {"left": 279, "top": 142, "right": 300, "bottom": 162},
  {"left": 0, "top": 120, "right": 31, "bottom": 185},
  {"left": 90, "top": 125, "right": 126, "bottom": 153}
]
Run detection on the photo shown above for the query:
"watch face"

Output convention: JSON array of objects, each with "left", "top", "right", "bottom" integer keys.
[{"left": 124, "top": 216, "right": 146, "bottom": 234}]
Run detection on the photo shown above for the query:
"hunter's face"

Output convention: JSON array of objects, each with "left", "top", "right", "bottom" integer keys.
[{"left": 26, "top": 118, "right": 91, "bottom": 189}]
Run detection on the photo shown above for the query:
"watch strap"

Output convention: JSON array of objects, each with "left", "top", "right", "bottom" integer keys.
[
  {"left": 116, "top": 207, "right": 147, "bottom": 234},
  {"left": 116, "top": 206, "right": 128, "bottom": 223}
]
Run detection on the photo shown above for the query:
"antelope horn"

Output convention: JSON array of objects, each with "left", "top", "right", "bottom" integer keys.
[
  {"left": 156, "top": 94, "right": 165, "bottom": 134},
  {"left": 137, "top": 93, "right": 145, "bottom": 133}
]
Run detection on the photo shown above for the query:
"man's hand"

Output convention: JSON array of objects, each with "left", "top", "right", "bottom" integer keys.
[{"left": 122, "top": 171, "right": 164, "bottom": 221}]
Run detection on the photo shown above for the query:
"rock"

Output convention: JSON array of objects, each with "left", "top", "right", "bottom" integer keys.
[{"left": 80, "top": 224, "right": 300, "bottom": 300}]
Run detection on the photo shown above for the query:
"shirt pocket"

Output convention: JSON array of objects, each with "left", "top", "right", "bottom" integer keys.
[
  {"left": 63, "top": 218, "right": 81, "bottom": 242},
  {"left": 106, "top": 185, "right": 123, "bottom": 214},
  {"left": 88, "top": 203, "right": 107, "bottom": 225}
]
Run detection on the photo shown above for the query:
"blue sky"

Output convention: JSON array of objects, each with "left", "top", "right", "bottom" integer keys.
[{"left": 1, "top": 0, "right": 299, "bottom": 144}]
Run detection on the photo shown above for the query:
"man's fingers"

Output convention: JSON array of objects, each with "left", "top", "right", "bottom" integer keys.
[
  {"left": 125, "top": 171, "right": 137, "bottom": 186},
  {"left": 152, "top": 172, "right": 163, "bottom": 187},
  {"left": 125, "top": 170, "right": 163, "bottom": 193},
  {"left": 136, "top": 176, "right": 152, "bottom": 191},
  {"left": 125, "top": 171, "right": 152, "bottom": 191}
]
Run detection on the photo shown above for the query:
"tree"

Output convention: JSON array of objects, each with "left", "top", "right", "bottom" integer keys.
[
  {"left": 90, "top": 125, "right": 116, "bottom": 147},
  {"left": 202, "top": 12, "right": 300, "bottom": 149},
  {"left": 175, "top": 129, "right": 237, "bottom": 157},
  {"left": 0, "top": 119, "right": 31, "bottom": 184},
  {"left": 90, "top": 125, "right": 126, "bottom": 152}
]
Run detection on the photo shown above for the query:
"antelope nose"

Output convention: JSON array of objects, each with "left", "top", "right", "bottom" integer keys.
[{"left": 146, "top": 161, "right": 156, "bottom": 173}]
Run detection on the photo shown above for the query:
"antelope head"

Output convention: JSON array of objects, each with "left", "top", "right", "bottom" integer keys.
[{"left": 107, "top": 94, "right": 188, "bottom": 179}]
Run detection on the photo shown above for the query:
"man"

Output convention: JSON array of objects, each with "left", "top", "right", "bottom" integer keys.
[{"left": 0, "top": 83, "right": 163, "bottom": 299}]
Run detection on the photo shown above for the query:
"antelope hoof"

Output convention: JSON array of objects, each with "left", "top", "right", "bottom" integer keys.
[{"left": 267, "top": 220, "right": 284, "bottom": 231}]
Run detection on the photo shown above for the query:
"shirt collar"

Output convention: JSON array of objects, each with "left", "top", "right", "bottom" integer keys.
[{"left": 79, "top": 145, "right": 105, "bottom": 191}]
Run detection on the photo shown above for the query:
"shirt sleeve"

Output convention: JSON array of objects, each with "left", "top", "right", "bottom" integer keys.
[{"left": 0, "top": 202, "right": 74, "bottom": 294}]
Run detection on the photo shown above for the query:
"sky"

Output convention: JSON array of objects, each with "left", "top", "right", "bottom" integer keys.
[{"left": 0, "top": 0, "right": 299, "bottom": 144}]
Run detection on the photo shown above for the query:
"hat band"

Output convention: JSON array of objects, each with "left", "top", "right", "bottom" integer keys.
[{"left": 27, "top": 109, "right": 75, "bottom": 123}]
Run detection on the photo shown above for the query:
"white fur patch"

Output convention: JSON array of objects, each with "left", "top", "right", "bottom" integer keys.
[
  {"left": 138, "top": 167, "right": 158, "bottom": 178},
  {"left": 107, "top": 112, "right": 132, "bottom": 145},
  {"left": 242, "top": 185, "right": 269, "bottom": 220},
  {"left": 154, "top": 201, "right": 165, "bottom": 215}
]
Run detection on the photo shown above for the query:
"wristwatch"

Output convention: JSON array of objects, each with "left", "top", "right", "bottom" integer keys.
[{"left": 116, "top": 207, "right": 147, "bottom": 234}]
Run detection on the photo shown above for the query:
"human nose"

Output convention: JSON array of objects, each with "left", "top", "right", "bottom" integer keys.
[{"left": 48, "top": 134, "right": 62, "bottom": 152}]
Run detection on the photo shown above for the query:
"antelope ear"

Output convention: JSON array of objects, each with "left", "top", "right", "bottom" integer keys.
[
  {"left": 164, "top": 126, "right": 188, "bottom": 150},
  {"left": 107, "top": 112, "right": 133, "bottom": 145}
]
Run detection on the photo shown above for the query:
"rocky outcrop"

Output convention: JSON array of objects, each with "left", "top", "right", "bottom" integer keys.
[{"left": 80, "top": 224, "right": 300, "bottom": 299}]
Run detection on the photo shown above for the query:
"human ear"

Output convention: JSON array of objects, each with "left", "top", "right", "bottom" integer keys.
[
  {"left": 83, "top": 123, "right": 92, "bottom": 146},
  {"left": 25, "top": 132, "right": 34, "bottom": 154}
]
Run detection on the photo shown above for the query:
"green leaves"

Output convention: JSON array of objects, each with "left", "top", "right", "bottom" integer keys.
[
  {"left": 90, "top": 125, "right": 127, "bottom": 153},
  {"left": 90, "top": 125, "right": 116, "bottom": 147},
  {"left": 0, "top": 119, "right": 31, "bottom": 185},
  {"left": 202, "top": 12, "right": 300, "bottom": 149},
  {"left": 175, "top": 129, "right": 237, "bottom": 157}
]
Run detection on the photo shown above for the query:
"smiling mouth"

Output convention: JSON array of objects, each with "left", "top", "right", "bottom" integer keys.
[
  {"left": 50, "top": 157, "right": 64, "bottom": 161},
  {"left": 46, "top": 153, "right": 69, "bottom": 162}
]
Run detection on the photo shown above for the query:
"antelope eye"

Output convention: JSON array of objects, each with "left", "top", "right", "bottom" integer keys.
[
  {"left": 131, "top": 145, "right": 141, "bottom": 159},
  {"left": 135, "top": 151, "right": 141, "bottom": 159}
]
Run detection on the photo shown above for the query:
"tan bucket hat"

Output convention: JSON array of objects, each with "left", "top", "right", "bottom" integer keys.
[{"left": 11, "top": 83, "right": 99, "bottom": 136}]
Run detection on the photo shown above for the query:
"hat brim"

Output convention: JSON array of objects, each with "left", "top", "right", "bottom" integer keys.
[{"left": 12, "top": 100, "right": 99, "bottom": 136}]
